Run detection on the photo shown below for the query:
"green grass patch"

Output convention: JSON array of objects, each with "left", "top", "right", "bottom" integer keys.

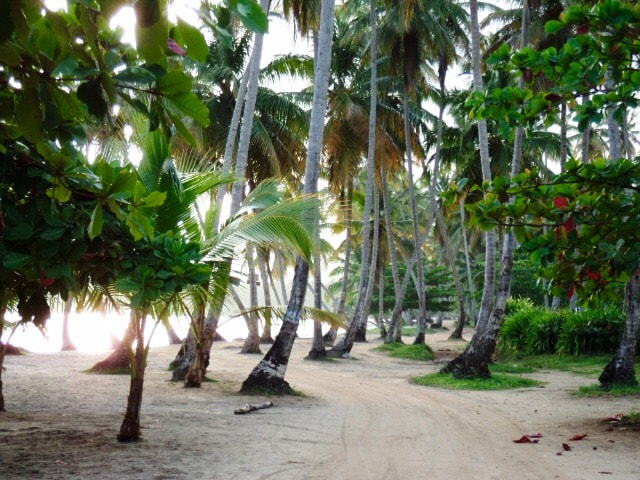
[
  {"left": 411, "top": 372, "right": 543, "bottom": 390},
  {"left": 373, "top": 342, "right": 434, "bottom": 361},
  {"left": 489, "top": 362, "right": 536, "bottom": 374},
  {"left": 577, "top": 383, "right": 640, "bottom": 397},
  {"left": 495, "top": 354, "right": 616, "bottom": 376},
  {"left": 368, "top": 327, "right": 441, "bottom": 337}
]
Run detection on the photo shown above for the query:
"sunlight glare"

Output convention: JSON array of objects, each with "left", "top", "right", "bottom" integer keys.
[{"left": 110, "top": 7, "right": 137, "bottom": 48}]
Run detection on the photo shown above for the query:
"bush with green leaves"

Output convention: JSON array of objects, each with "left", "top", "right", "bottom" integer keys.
[
  {"left": 499, "top": 305, "right": 627, "bottom": 356},
  {"left": 556, "top": 307, "right": 625, "bottom": 355}
]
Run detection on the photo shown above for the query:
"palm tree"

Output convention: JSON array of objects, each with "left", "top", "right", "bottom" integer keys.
[{"left": 240, "top": 0, "right": 336, "bottom": 393}]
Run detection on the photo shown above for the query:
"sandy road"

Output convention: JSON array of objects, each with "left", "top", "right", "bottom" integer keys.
[{"left": 1, "top": 330, "right": 638, "bottom": 479}]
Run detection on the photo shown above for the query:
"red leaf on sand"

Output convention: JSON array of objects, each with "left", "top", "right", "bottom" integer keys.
[
  {"left": 528, "top": 433, "right": 543, "bottom": 438},
  {"left": 603, "top": 414, "right": 623, "bottom": 422},
  {"left": 569, "top": 434, "right": 587, "bottom": 441},
  {"left": 553, "top": 197, "right": 569, "bottom": 209},
  {"left": 513, "top": 435, "right": 539, "bottom": 443},
  {"left": 562, "top": 443, "right": 571, "bottom": 451},
  {"left": 556, "top": 452, "right": 563, "bottom": 456}
]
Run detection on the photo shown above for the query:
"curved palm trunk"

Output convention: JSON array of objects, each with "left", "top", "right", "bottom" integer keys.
[
  {"left": 60, "top": 298, "right": 76, "bottom": 351},
  {"left": 90, "top": 315, "right": 135, "bottom": 373},
  {"left": 241, "top": 244, "right": 262, "bottom": 354},
  {"left": 355, "top": 185, "right": 381, "bottom": 342},
  {"left": 325, "top": 182, "right": 354, "bottom": 345},
  {"left": 377, "top": 268, "right": 387, "bottom": 338},
  {"left": 443, "top": 0, "right": 529, "bottom": 378},
  {"left": 257, "top": 248, "right": 275, "bottom": 344},
  {"left": 241, "top": 0, "right": 335, "bottom": 392},
  {"left": 275, "top": 250, "right": 289, "bottom": 304},
  {"left": 606, "top": 71, "right": 621, "bottom": 161},
  {"left": 328, "top": 0, "right": 378, "bottom": 356},
  {"left": 599, "top": 274, "right": 640, "bottom": 386}
]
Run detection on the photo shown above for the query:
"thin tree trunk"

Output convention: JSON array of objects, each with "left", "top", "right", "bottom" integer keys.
[
  {"left": 469, "top": 0, "right": 495, "bottom": 333},
  {"left": 229, "top": 0, "right": 270, "bottom": 215},
  {"left": 117, "top": 309, "right": 147, "bottom": 442},
  {"left": 241, "top": 244, "right": 262, "bottom": 354},
  {"left": 275, "top": 250, "right": 289, "bottom": 304},
  {"left": 560, "top": 101, "right": 568, "bottom": 171},
  {"left": 606, "top": 71, "right": 621, "bottom": 161},
  {"left": 623, "top": 111, "right": 633, "bottom": 161},
  {"left": 61, "top": 298, "right": 76, "bottom": 351},
  {"left": 185, "top": 301, "right": 207, "bottom": 387},
  {"left": 599, "top": 274, "right": 640, "bottom": 386},
  {"left": 378, "top": 269, "right": 387, "bottom": 338},
  {"left": 258, "top": 248, "right": 275, "bottom": 344},
  {"left": 241, "top": 0, "right": 335, "bottom": 392},
  {"left": 402, "top": 86, "right": 427, "bottom": 345},
  {"left": 381, "top": 170, "right": 401, "bottom": 297},
  {"left": 459, "top": 198, "right": 478, "bottom": 322},
  {"left": 328, "top": 0, "right": 377, "bottom": 357},
  {"left": 443, "top": 0, "right": 529, "bottom": 378},
  {"left": 325, "top": 182, "right": 353, "bottom": 345},
  {"left": 266, "top": 259, "right": 283, "bottom": 306},
  {"left": 355, "top": 185, "right": 380, "bottom": 343},
  {"left": 166, "top": 323, "right": 182, "bottom": 345},
  {"left": 308, "top": 251, "right": 327, "bottom": 359}
]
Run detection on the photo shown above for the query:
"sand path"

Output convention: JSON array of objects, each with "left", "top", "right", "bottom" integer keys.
[{"left": 1, "top": 326, "right": 639, "bottom": 479}]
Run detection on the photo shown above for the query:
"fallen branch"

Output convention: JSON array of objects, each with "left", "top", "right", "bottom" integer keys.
[{"left": 234, "top": 401, "right": 274, "bottom": 415}]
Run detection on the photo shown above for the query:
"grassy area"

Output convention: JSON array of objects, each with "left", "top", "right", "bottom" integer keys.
[
  {"left": 373, "top": 342, "right": 434, "bottom": 361},
  {"left": 577, "top": 383, "right": 640, "bottom": 397},
  {"left": 411, "top": 372, "right": 543, "bottom": 390},
  {"left": 367, "top": 326, "right": 441, "bottom": 337},
  {"left": 494, "top": 354, "right": 616, "bottom": 376}
]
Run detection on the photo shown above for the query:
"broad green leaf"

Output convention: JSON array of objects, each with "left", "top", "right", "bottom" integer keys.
[
  {"left": 77, "top": 79, "right": 108, "bottom": 117},
  {"left": 226, "top": 0, "right": 268, "bottom": 33},
  {"left": 0, "top": 0, "right": 14, "bottom": 43},
  {"left": 40, "top": 227, "right": 66, "bottom": 241},
  {"left": 2, "top": 252, "right": 32, "bottom": 269},
  {"left": 48, "top": 86, "right": 86, "bottom": 121},
  {"left": 0, "top": 44, "right": 20, "bottom": 66},
  {"left": 114, "top": 66, "right": 158, "bottom": 84},
  {"left": 166, "top": 108, "right": 197, "bottom": 147},
  {"left": 88, "top": 204, "right": 104, "bottom": 239},
  {"left": 142, "top": 190, "right": 166, "bottom": 207},
  {"left": 15, "top": 88, "right": 43, "bottom": 143},
  {"left": 544, "top": 20, "right": 563, "bottom": 35},
  {"left": 48, "top": 184, "right": 72, "bottom": 202},
  {"left": 136, "top": 15, "right": 168, "bottom": 64},
  {"left": 177, "top": 19, "right": 207, "bottom": 62},
  {"left": 165, "top": 93, "right": 210, "bottom": 126},
  {"left": 4, "top": 221, "right": 34, "bottom": 241},
  {"left": 156, "top": 71, "right": 192, "bottom": 95},
  {"left": 45, "top": 263, "right": 72, "bottom": 279}
]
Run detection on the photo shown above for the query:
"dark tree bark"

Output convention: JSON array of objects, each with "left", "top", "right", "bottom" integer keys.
[
  {"left": 307, "top": 251, "right": 327, "bottom": 359},
  {"left": 117, "top": 310, "right": 147, "bottom": 442},
  {"left": 599, "top": 274, "right": 640, "bottom": 387}
]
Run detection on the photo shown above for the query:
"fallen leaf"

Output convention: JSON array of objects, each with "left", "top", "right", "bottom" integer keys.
[
  {"left": 603, "top": 414, "right": 623, "bottom": 422},
  {"left": 598, "top": 472, "right": 612, "bottom": 475},
  {"left": 562, "top": 443, "right": 571, "bottom": 451},
  {"left": 608, "top": 440, "right": 615, "bottom": 443},
  {"left": 569, "top": 434, "right": 587, "bottom": 441},
  {"left": 513, "top": 435, "right": 539, "bottom": 444},
  {"left": 528, "top": 433, "right": 543, "bottom": 438},
  {"left": 556, "top": 452, "right": 563, "bottom": 456}
]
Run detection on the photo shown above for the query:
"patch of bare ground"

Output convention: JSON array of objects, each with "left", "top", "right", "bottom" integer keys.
[{"left": 1, "top": 322, "right": 638, "bottom": 479}]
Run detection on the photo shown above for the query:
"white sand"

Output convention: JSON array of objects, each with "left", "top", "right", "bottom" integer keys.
[{"left": 1, "top": 325, "right": 639, "bottom": 479}]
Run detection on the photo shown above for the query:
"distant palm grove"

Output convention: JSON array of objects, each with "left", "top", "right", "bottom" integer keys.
[{"left": 2, "top": 0, "right": 640, "bottom": 442}]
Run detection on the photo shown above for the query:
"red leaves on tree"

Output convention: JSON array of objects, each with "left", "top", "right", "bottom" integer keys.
[
  {"left": 567, "top": 284, "right": 575, "bottom": 299},
  {"left": 39, "top": 271, "right": 55, "bottom": 287},
  {"left": 167, "top": 38, "right": 186, "bottom": 56},
  {"left": 585, "top": 268, "right": 600, "bottom": 282},
  {"left": 564, "top": 216, "right": 576, "bottom": 232},
  {"left": 553, "top": 196, "right": 569, "bottom": 209}
]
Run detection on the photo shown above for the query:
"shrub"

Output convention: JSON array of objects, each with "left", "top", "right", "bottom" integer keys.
[
  {"left": 505, "top": 297, "right": 535, "bottom": 316},
  {"left": 498, "top": 305, "right": 540, "bottom": 354},
  {"left": 525, "top": 309, "right": 566, "bottom": 354},
  {"left": 556, "top": 307, "right": 625, "bottom": 355}
]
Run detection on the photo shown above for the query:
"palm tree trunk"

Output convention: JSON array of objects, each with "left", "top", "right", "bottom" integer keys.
[
  {"left": 468, "top": 0, "right": 495, "bottom": 333},
  {"left": 90, "top": 313, "right": 135, "bottom": 373},
  {"left": 117, "top": 309, "right": 147, "bottom": 442},
  {"left": 328, "top": 0, "right": 377, "bottom": 356},
  {"left": 229, "top": 0, "right": 270, "bottom": 215},
  {"left": 442, "top": 0, "right": 529, "bottom": 378},
  {"left": 275, "top": 250, "right": 289, "bottom": 305},
  {"left": 241, "top": 243, "right": 262, "bottom": 354},
  {"left": 459, "top": 198, "right": 478, "bottom": 322},
  {"left": 308, "top": 251, "right": 328, "bottom": 359},
  {"left": 325, "top": 182, "right": 354, "bottom": 345},
  {"left": 266, "top": 259, "right": 283, "bottom": 306},
  {"left": 257, "top": 248, "right": 275, "bottom": 344},
  {"left": 401, "top": 86, "right": 427, "bottom": 345},
  {"left": 560, "top": 101, "right": 568, "bottom": 171},
  {"left": 606, "top": 71, "right": 621, "bottom": 161},
  {"left": 623, "top": 112, "right": 633, "bottom": 161},
  {"left": 599, "top": 273, "right": 640, "bottom": 387},
  {"left": 378, "top": 268, "right": 386, "bottom": 338},
  {"left": 241, "top": 0, "right": 335, "bottom": 392},
  {"left": 184, "top": 301, "right": 207, "bottom": 387},
  {"left": 381, "top": 169, "right": 401, "bottom": 297},
  {"left": 355, "top": 185, "right": 381, "bottom": 342},
  {"left": 61, "top": 298, "right": 76, "bottom": 351}
]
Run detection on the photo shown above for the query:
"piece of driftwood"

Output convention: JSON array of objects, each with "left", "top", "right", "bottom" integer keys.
[{"left": 234, "top": 401, "right": 274, "bottom": 415}]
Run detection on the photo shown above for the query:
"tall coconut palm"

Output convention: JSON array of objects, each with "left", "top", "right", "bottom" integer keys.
[{"left": 240, "top": 0, "right": 336, "bottom": 393}]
